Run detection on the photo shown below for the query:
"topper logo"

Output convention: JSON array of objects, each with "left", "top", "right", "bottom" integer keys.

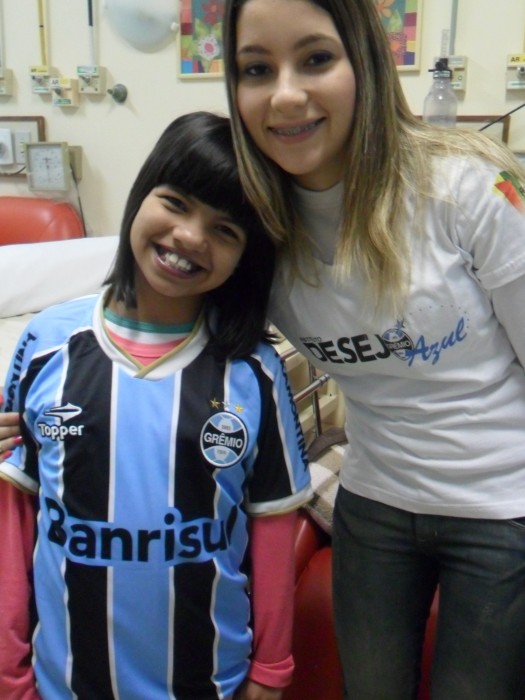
[
  {"left": 38, "top": 403, "right": 85, "bottom": 441},
  {"left": 44, "top": 403, "right": 82, "bottom": 423}
]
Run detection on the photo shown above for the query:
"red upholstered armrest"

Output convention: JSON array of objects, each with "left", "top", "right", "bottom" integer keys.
[
  {"left": 284, "top": 547, "right": 344, "bottom": 700},
  {"left": 0, "top": 197, "right": 84, "bottom": 245},
  {"left": 294, "top": 509, "right": 330, "bottom": 582}
]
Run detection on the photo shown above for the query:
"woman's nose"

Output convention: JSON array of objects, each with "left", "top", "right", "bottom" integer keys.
[{"left": 270, "top": 70, "right": 308, "bottom": 112}]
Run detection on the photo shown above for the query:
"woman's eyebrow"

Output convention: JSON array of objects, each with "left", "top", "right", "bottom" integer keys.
[{"left": 237, "top": 33, "right": 337, "bottom": 56}]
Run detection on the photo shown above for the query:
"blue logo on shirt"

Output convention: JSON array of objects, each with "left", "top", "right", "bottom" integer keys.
[{"left": 200, "top": 412, "right": 248, "bottom": 468}]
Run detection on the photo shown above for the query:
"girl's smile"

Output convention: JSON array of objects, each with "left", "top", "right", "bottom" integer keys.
[
  {"left": 128, "top": 187, "right": 247, "bottom": 324},
  {"left": 155, "top": 246, "right": 202, "bottom": 275},
  {"left": 235, "top": 0, "right": 356, "bottom": 191}
]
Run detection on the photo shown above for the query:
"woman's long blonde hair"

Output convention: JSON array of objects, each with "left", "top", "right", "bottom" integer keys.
[{"left": 223, "top": 0, "right": 525, "bottom": 313}]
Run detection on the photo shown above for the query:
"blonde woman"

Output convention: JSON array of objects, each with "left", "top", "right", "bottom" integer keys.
[{"left": 223, "top": 0, "right": 525, "bottom": 697}]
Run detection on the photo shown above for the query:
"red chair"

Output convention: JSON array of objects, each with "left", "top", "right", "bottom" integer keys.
[
  {"left": 0, "top": 196, "right": 84, "bottom": 245},
  {"left": 284, "top": 545, "right": 343, "bottom": 700}
]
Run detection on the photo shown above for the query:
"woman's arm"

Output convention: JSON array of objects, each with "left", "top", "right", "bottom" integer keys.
[
  {"left": 0, "top": 392, "right": 22, "bottom": 462},
  {"left": 235, "top": 511, "right": 297, "bottom": 700},
  {"left": 492, "top": 274, "right": 525, "bottom": 369},
  {"left": 0, "top": 415, "right": 22, "bottom": 461},
  {"left": 0, "top": 478, "right": 40, "bottom": 699}
]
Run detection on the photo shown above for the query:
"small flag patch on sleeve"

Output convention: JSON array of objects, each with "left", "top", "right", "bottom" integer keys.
[{"left": 493, "top": 171, "right": 525, "bottom": 213}]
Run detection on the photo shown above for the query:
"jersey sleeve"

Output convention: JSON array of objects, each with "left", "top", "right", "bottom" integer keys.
[
  {"left": 450, "top": 157, "right": 525, "bottom": 290},
  {"left": 1, "top": 297, "right": 95, "bottom": 493},
  {"left": 244, "top": 344, "right": 312, "bottom": 516},
  {"left": 1, "top": 315, "right": 41, "bottom": 415},
  {"left": 0, "top": 316, "right": 43, "bottom": 494}
]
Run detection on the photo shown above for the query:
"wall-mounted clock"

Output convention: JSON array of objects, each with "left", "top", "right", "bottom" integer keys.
[{"left": 26, "top": 142, "right": 71, "bottom": 191}]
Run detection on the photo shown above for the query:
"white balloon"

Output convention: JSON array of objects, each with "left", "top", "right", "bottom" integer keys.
[{"left": 104, "top": 0, "right": 180, "bottom": 52}]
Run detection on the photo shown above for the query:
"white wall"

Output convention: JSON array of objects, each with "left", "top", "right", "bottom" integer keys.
[
  {"left": 404, "top": 0, "right": 525, "bottom": 139},
  {"left": 1, "top": 0, "right": 524, "bottom": 237}
]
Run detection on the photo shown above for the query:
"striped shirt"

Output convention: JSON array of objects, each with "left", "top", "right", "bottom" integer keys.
[{"left": 1, "top": 294, "right": 311, "bottom": 700}]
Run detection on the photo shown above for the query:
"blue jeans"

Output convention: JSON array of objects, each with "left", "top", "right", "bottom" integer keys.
[{"left": 332, "top": 488, "right": 525, "bottom": 700}]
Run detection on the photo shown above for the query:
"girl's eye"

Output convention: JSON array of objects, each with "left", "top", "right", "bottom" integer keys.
[
  {"left": 215, "top": 224, "right": 244, "bottom": 242},
  {"left": 159, "top": 194, "right": 187, "bottom": 212},
  {"left": 239, "top": 62, "right": 271, "bottom": 79},
  {"left": 306, "top": 51, "right": 334, "bottom": 68}
]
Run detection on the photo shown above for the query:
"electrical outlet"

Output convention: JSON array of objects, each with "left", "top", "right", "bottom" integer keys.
[
  {"left": 0, "top": 68, "right": 13, "bottom": 96},
  {"left": 14, "top": 131, "right": 32, "bottom": 164},
  {"left": 50, "top": 77, "right": 80, "bottom": 107},
  {"left": 30, "top": 65, "right": 58, "bottom": 94},
  {"left": 433, "top": 55, "right": 468, "bottom": 91},
  {"left": 0, "top": 128, "right": 14, "bottom": 165},
  {"left": 77, "top": 65, "right": 107, "bottom": 94},
  {"left": 507, "top": 53, "right": 525, "bottom": 90},
  {"left": 449, "top": 55, "right": 467, "bottom": 91}
]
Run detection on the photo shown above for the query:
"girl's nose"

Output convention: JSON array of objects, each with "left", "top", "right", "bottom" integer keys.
[
  {"left": 171, "top": 221, "right": 207, "bottom": 251},
  {"left": 270, "top": 70, "right": 308, "bottom": 113}
]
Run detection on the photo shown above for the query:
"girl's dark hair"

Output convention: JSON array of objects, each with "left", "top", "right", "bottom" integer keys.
[{"left": 105, "top": 111, "right": 276, "bottom": 359}]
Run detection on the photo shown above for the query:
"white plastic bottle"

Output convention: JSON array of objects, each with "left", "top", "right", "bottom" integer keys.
[{"left": 423, "top": 58, "right": 457, "bottom": 128}]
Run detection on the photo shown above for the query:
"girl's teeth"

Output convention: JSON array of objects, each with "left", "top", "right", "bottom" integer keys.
[{"left": 163, "top": 251, "right": 196, "bottom": 272}]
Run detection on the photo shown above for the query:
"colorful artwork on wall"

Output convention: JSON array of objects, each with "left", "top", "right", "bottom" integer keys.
[
  {"left": 179, "top": 0, "right": 225, "bottom": 78},
  {"left": 374, "top": 0, "right": 422, "bottom": 71}
]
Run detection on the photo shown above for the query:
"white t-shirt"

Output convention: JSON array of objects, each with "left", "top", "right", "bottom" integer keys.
[{"left": 270, "top": 155, "right": 525, "bottom": 518}]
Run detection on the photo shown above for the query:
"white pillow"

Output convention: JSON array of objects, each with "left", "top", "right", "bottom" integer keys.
[{"left": 0, "top": 236, "right": 119, "bottom": 318}]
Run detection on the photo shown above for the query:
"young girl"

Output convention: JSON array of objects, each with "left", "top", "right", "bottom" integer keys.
[
  {"left": 0, "top": 111, "right": 311, "bottom": 700},
  {"left": 222, "top": 1, "right": 525, "bottom": 698}
]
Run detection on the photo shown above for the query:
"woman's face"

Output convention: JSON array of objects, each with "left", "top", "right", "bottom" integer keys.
[{"left": 235, "top": 0, "right": 356, "bottom": 191}]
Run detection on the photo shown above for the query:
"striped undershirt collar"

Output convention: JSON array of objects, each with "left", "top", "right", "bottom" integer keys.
[{"left": 103, "top": 306, "right": 197, "bottom": 367}]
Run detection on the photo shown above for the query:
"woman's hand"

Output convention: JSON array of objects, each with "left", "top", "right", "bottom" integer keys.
[
  {"left": 234, "top": 680, "right": 283, "bottom": 700},
  {"left": 0, "top": 393, "right": 21, "bottom": 461}
]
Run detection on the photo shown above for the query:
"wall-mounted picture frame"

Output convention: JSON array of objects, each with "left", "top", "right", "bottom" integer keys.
[
  {"left": 456, "top": 115, "right": 511, "bottom": 144},
  {"left": 374, "top": 0, "right": 422, "bottom": 72},
  {"left": 0, "top": 115, "right": 46, "bottom": 179},
  {"left": 178, "top": 0, "right": 225, "bottom": 79}
]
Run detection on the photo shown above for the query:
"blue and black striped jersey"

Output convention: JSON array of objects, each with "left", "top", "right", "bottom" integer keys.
[{"left": 1, "top": 294, "right": 312, "bottom": 700}]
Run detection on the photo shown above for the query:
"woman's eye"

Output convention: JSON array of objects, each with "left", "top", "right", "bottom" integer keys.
[
  {"left": 239, "top": 62, "right": 271, "bottom": 79},
  {"left": 306, "top": 51, "right": 334, "bottom": 68}
]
